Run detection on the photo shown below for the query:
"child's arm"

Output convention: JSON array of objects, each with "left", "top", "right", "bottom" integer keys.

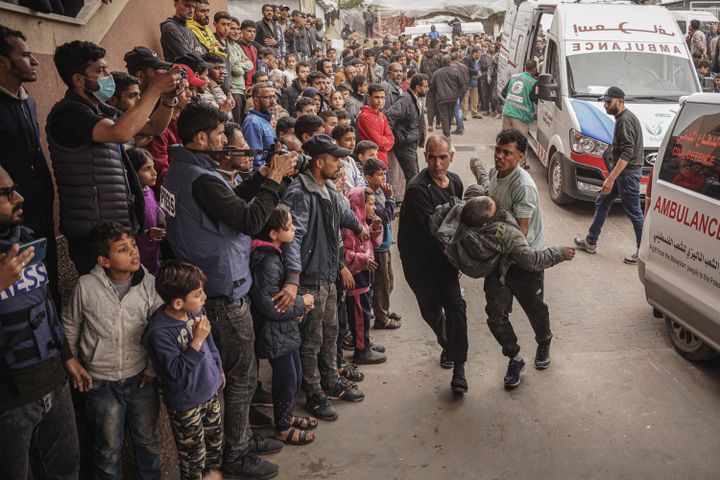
[
  {"left": 375, "top": 193, "right": 396, "bottom": 224},
  {"left": 62, "top": 281, "right": 84, "bottom": 360},
  {"left": 370, "top": 219, "right": 383, "bottom": 248},
  {"left": 505, "top": 227, "right": 569, "bottom": 271},
  {"left": 342, "top": 229, "right": 370, "bottom": 272},
  {"left": 148, "top": 328, "right": 208, "bottom": 381},
  {"left": 250, "top": 258, "right": 306, "bottom": 321}
]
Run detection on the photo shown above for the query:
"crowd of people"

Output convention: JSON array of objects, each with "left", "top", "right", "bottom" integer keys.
[{"left": 0, "top": 2, "right": 576, "bottom": 480}]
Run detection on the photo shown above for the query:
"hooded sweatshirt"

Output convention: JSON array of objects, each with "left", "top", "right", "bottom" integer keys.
[
  {"left": 160, "top": 16, "right": 205, "bottom": 62},
  {"left": 341, "top": 187, "right": 383, "bottom": 277},
  {"left": 142, "top": 309, "right": 223, "bottom": 411},
  {"left": 187, "top": 20, "right": 226, "bottom": 58},
  {"left": 357, "top": 106, "right": 395, "bottom": 165}
]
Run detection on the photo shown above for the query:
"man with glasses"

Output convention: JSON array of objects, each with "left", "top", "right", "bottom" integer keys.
[{"left": 242, "top": 81, "right": 277, "bottom": 171}]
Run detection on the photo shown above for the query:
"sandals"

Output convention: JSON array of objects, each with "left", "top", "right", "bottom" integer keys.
[
  {"left": 339, "top": 362, "right": 365, "bottom": 382},
  {"left": 388, "top": 312, "right": 402, "bottom": 321},
  {"left": 375, "top": 317, "right": 401, "bottom": 329},
  {"left": 276, "top": 426, "right": 315, "bottom": 445},
  {"left": 290, "top": 415, "right": 318, "bottom": 430}
]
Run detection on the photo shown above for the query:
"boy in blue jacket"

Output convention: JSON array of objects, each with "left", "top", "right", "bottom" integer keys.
[{"left": 142, "top": 261, "right": 225, "bottom": 480}]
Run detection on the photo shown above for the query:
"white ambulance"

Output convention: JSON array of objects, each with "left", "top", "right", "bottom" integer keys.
[
  {"left": 497, "top": 0, "right": 701, "bottom": 205},
  {"left": 639, "top": 93, "right": 720, "bottom": 361}
]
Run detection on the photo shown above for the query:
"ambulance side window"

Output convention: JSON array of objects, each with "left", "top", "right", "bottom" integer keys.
[{"left": 658, "top": 103, "right": 720, "bottom": 201}]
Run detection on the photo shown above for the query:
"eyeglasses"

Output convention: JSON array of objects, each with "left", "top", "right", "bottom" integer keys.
[{"left": 0, "top": 184, "right": 18, "bottom": 201}]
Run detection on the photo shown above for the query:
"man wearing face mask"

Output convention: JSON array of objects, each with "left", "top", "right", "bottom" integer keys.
[
  {"left": 161, "top": 101, "right": 296, "bottom": 480},
  {"left": 46, "top": 40, "right": 181, "bottom": 275}
]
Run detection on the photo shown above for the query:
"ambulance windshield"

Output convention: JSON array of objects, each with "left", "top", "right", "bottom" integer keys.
[{"left": 567, "top": 51, "right": 698, "bottom": 101}]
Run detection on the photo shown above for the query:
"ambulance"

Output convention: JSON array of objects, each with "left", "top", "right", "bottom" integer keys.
[{"left": 497, "top": 0, "right": 701, "bottom": 205}]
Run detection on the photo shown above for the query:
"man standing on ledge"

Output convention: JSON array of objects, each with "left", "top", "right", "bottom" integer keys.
[
  {"left": 574, "top": 86, "right": 644, "bottom": 264},
  {"left": 398, "top": 136, "right": 468, "bottom": 394}
]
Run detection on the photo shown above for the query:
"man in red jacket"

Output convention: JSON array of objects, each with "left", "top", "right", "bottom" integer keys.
[{"left": 357, "top": 83, "right": 395, "bottom": 166}]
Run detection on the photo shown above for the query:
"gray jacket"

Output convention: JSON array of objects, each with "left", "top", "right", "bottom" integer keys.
[
  {"left": 429, "top": 202, "right": 565, "bottom": 282},
  {"left": 282, "top": 172, "right": 362, "bottom": 286},
  {"left": 63, "top": 265, "right": 163, "bottom": 381}
]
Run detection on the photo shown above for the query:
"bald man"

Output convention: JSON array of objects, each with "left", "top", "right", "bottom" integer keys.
[{"left": 397, "top": 136, "right": 468, "bottom": 394}]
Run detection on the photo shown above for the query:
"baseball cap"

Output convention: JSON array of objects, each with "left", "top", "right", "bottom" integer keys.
[
  {"left": 279, "top": 4, "right": 290, "bottom": 10},
  {"left": 174, "top": 64, "right": 206, "bottom": 88},
  {"left": 599, "top": 86, "right": 625, "bottom": 101},
  {"left": 173, "top": 52, "right": 213, "bottom": 74},
  {"left": 124, "top": 46, "right": 172, "bottom": 74},
  {"left": 302, "top": 134, "right": 352, "bottom": 157}
]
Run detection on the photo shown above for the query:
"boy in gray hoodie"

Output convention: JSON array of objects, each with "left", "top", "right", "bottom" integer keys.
[{"left": 63, "top": 222, "right": 163, "bottom": 479}]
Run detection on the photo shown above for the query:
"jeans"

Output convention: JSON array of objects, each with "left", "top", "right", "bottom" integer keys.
[
  {"left": 402, "top": 261, "right": 468, "bottom": 364},
  {"left": 298, "top": 282, "right": 339, "bottom": 396},
  {"left": 586, "top": 169, "right": 644, "bottom": 248},
  {"left": 268, "top": 350, "right": 302, "bottom": 430},
  {"left": 484, "top": 266, "right": 552, "bottom": 358},
  {"left": 0, "top": 382, "right": 79, "bottom": 480},
  {"left": 85, "top": 373, "right": 161, "bottom": 480},
  {"left": 454, "top": 97, "right": 465, "bottom": 132},
  {"left": 205, "top": 296, "right": 256, "bottom": 463}
]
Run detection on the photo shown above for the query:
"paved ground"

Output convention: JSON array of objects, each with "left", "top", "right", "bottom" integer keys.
[{"left": 261, "top": 115, "right": 720, "bottom": 480}]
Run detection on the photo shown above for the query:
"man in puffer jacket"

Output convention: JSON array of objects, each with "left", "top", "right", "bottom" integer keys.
[{"left": 429, "top": 194, "right": 575, "bottom": 282}]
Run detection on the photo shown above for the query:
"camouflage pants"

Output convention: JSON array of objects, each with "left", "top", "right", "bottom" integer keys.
[{"left": 167, "top": 394, "right": 223, "bottom": 480}]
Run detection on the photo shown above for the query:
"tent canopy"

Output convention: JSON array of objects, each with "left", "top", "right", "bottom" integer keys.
[{"left": 365, "top": 0, "right": 506, "bottom": 21}]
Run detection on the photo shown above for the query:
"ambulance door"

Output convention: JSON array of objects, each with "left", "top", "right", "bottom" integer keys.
[{"left": 535, "top": 37, "right": 560, "bottom": 167}]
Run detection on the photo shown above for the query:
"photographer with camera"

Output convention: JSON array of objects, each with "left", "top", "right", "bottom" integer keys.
[{"left": 161, "top": 101, "right": 295, "bottom": 480}]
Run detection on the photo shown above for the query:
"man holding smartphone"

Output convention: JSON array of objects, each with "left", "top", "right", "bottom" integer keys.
[{"left": 0, "top": 166, "right": 92, "bottom": 480}]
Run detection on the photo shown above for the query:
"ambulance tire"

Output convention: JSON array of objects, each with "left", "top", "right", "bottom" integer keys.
[
  {"left": 548, "top": 152, "right": 574, "bottom": 206},
  {"left": 665, "top": 316, "right": 719, "bottom": 362}
]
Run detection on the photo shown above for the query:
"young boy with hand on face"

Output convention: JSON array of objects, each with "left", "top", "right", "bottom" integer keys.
[{"left": 143, "top": 260, "right": 225, "bottom": 480}]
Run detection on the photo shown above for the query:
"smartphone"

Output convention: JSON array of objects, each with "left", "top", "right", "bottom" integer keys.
[{"left": 18, "top": 238, "right": 47, "bottom": 267}]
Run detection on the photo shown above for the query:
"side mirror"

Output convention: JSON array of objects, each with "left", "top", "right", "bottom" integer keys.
[
  {"left": 538, "top": 73, "right": 559, "bottom": 106},
  {"left": 702, "top": 76, "right": 715, "bottom": 92}
]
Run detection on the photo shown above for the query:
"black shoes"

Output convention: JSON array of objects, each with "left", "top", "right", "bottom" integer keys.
[
  {"left": 306, "top": 392, "right": 339, "bottom": 421},
  {"left": 249, "top": 405, "right": 273, "bottom": 429},
  {"left": 353, "top": 347, "right": 387, "bottom": 365},
  {"left": 222, "top": 454, "right": 278, "bottom": 480},
  {"left": 325, "top": 378, "right": 365, "bottom": 402},
  {"left": 251, "top": 382, "right": 273, "bottom": 407},
  {"left": 451, "top": 363, "right": 468, "bottom": 394},
  {"left": 440, "top": 349, "right": 454, "bottom": 369},
  {"left": 535, "top": 344, "right": 551, "bottom": 370},
  {"left": 504, "top": 358, "right": 526, "bottom": 389},
  {"left": 249, "top": 433, "right": 283, "bottom": 456}
]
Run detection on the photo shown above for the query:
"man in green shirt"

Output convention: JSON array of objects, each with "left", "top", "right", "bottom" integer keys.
[{"left": 501, "top": 59, "right": 538, "bottom": 169}]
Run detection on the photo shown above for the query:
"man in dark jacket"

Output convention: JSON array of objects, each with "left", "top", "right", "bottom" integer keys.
[
  {"left": 276, "top": 134, "right": 368, "bottom": 422},
  {"left": 0, "top": 165, "right": 92, "bottom": 480},
  {"left": 398, "top": 136, "right": 468, "bottom": 394},
  {"left": 381, "top": 62, "right": 404, "bottom": 110},
  {"left": 386, "top": 73, "right": 428, "bottom": 182},
  {"left": 0, "top": 26, "right": 60, "bottom": 306},
  {"left": 46, "top": 40, "right": 180, "bottom": 275},
  {"left": 160, "top": 0, "right": 206, "bottom": 62},
  {"left": 431, "top": 55, "right": 466, "bottom": 137},
  {"left": 162, "top": 102, "right": 296, "bottom": 479},
  {"left": 255, "top": 3, "right": 280, "bottom": 56},
  {"left": 420, "top": 40, "right": 442, "bottom": 130},
  {"left": 283, "top": 61, "right": 309, "bottom": 117}
]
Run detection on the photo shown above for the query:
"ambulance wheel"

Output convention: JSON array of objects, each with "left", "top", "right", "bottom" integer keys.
[
  {"left": 665, "top": 317, "right": 719, "bottom": 362},
  {"left": 549, "top": 152, "right": 574, "bottom": 206}
]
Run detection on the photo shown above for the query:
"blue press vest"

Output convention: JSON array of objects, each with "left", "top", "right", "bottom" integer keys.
[
  {"left": 161, "top": 146, "right": 252, "bottom": 300},
  {"left": 0, "top": 227, "right": 63, "bottom": 370}
]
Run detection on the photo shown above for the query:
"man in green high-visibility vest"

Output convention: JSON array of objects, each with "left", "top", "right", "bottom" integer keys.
[{"left": 501, "top": 59, "right": 539, "bottom": 169}]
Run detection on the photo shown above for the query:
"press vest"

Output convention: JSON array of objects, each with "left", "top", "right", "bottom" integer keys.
[
  {"left": 161, "top": 146, "right": 252, "bottom": 300},
  {"left": 502, "top": 72, "right": 538, "bottom": 124},
  {"left": 0, "top": 227, "right": 64, "bottom": 371}
]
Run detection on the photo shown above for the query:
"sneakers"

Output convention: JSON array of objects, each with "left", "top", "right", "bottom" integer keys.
[
  {"left": 222, "top": 453, "right": 278, "bottom": 480},
  {"left": 249, "top": 434, "right": 283, "bottom": 456},
  {"left": 370, "top": 341, "right": 386, "bottom": 353},
  {"left": 251, "top": 382, "right": 273, "bottom": 407},
  {"left": 451, "top": 364, "right": 468, "bottom": 394},
  {"left": 534, "top": 344, "right": 551, "bottom": 370},
  {"left": 325, "top": 378, "right": 365, "bottom": 402},
  {"left": 624, "top": 251, "right": 639, "bottom": 265},
  {"left": 503, "top": 358, "right": 526, "bottom": 389},
  {"left": 452, "top": 129, "right": 464, "bottom": 135},
  {"left": 439, "top": 349, "right": 454, "bottom": 369},
  {"left": 469, "top": 156, "right": 488, "bottom": 185},
  {"left": 573, "top": 237, "right": 597, "bottom": 254},
  {"left": 305, "top": 392, "right": 339, "bottom": 421},
  {"left": 353, "top": 347, "right": 387, "bottom": 365},
  {"left": 249, "top": 406, "right": 273, "bottom": 429}
]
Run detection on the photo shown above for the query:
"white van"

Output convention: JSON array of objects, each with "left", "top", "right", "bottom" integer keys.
[
  {"left": 638, "top": 92, "right": 720, "bottom": 361},
  {"left": 670, "top": 9, "right": 719, "bottom": 35},
  {"left": 498, "top": 0, "right": 701, "bottom": 205}
]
